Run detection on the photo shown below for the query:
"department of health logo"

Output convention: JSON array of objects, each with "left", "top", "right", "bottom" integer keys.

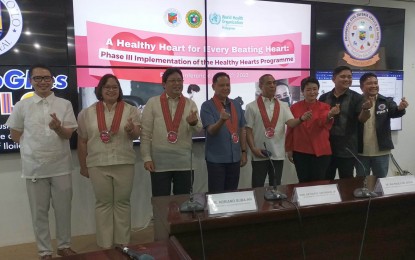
[
  {"left": 209, "top": 13, "right": 221, "bottom": 25},
  {"left": 164, "top": 8, "right": 181, "bottom": 28},
  {"left": 0, "top": 0, "right": 23, "bottom": 55},
  {"left": 343, "top": 10, "right": 381, "bottom": 61},
  {"left": 186, "top": 10, "right": 202, "bottom": 28}
]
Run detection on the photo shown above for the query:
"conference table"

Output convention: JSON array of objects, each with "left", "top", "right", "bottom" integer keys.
[{"left": 152, "top": 176, "right": 415, "bottom": 260}]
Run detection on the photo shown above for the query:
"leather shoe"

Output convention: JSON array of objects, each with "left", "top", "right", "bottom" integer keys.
[
  {"left": 57, "top": 248, "right": 77, "bottom": 257},
  {"left": 39, "top": 255, "right": 52, "bottom": 260}
]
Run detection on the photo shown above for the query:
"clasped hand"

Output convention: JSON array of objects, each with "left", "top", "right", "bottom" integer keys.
[
  {"left": 49, "top": 113, "right": 61, "bottom": 130},
  {"left": 186, "top": 110, "right": 199, "bottom": 126},
  {"left": 398, "top": 97, "right": 409, "bottom": 110},
  {"left": 220, "top": 108, "right": 230, "bottom": 121}
]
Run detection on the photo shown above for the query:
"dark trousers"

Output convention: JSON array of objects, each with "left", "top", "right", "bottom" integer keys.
[
  {"left": 206, "top": 161, "right": 240, "bottom": 193},
  {"left": 325, "top": 156, "right": 355, "bottom": 180},
  {"left": 150, "top": 170, "right": 192, "bottom": 197},
  {"left": 293, "top": 152, "right": 331, "bottom": 183},
  {"left": 251, "top": 160, "right": 283, "bottom": 188}
]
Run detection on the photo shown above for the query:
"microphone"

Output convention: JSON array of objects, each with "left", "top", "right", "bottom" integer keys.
[
  {"left": 116, "top": 246, "right": 155, "bottom": 260},
  {"left": 180, "top": 145, "right": 204, "bottom": 212},
  {"left": 345, "top": 147, "right": 377, "bottom": 198},
  {"left": 263, "top": 142, "right": 287, "bottom": 200}
]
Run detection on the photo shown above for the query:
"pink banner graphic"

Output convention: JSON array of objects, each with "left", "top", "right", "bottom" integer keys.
[{"left": 75, "top": 22, "right": 309, "bottom": 86}]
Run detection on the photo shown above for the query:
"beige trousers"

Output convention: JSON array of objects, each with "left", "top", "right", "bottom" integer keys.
[
  {"left": 89, "top": 164, "right": 134, "bottom": 248},
  {"left": 26, "top": 174, "right": 73, "bottom": 256}
]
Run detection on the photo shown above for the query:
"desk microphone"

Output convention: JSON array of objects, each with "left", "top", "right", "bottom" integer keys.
[
  {"left": 345, "top": 147, "right": 377, "bottom": 198},
  {"left": 180, "top": 145, "right": 204, "bottom": 212},
  {"left": 116, "top": 246, "right": 155, "bottom": 260},
  {"left": 263, "top": 142, "right": 287, "bottom": 200}
]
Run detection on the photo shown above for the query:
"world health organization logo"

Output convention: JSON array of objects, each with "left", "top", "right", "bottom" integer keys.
[
  {"left": 343, "top": 10, "right": 381, "bottom": 60},
  {"left": 0, "top": 0, "right": 23, "bottom": 55},
  {"left": 209, "top": 13, "right": 221, "bottom": 25}
]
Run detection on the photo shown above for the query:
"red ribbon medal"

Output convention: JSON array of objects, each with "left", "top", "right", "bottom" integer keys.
[
  {"left": 160, "top": 92, "right": 186, "bottom": 144},
  {"left": 212, "top": 95, "right": 239, "bottom": 143},
  {"left": 257, "top": 95, "right": 280, "bottom": 138},
  {"left": 96, "top": 101, "right": 125, "bottom": 143}
]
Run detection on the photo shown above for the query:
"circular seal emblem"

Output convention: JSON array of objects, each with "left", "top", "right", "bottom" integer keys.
[
  {"left": 343, "top": 11, "right": 381, "bottom": 60},
  {"left": 265, "top": 127, "right": 275, "bottom": 139},
  {"left": 378, "top": 103, "right": 386, "bottom": 110},
  {"left": 0, "top": 0, "right": 23, "bottom": 55},
  {"left": 100, "top": 131, "right": 111, "bottom": 143},
  {"left": 186, "top": 10, "right": 202, "bottom": 28},
  {"left": 167, "top": 131, "right": 178, "bottom": 144},
  {"left": 231, "top": 132, "right": 239, "bottom": 144},
  {"left": 164, "top": 8, "right": 181, "bottom": 28},
  {"left": 209, "top": 13, "right": 221, "bottom": 25}
]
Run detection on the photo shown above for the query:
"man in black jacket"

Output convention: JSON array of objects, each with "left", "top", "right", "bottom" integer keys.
[
  {"left": 357, "top": 72, "right": 408, "bottom": 178},
  {"left": 319, "top": 66, "right": 372, "bottom": 180}
]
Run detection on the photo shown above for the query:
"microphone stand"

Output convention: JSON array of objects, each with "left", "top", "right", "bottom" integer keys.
[
  {"left": 180, "top": 146, "right": 204, "bottom": 212},
  {"left": 346, "top": 148, "right": 377, "bottom": 198},
  {"left": 116, "top": 246, "right": 155, "bottom": 260},
  {"left": 391, "top": 153, "right": 411, "bottom": 176},
  {"left": 263, "top": 143, "right": 287, "bottom": 200}
]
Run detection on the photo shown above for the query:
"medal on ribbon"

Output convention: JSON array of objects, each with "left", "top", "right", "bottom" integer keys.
[
  {"left": 160, "top": 92, "right": 186, "bottom": 144},
  {"left": 100, "top": 131, "right": 111, "bottom": 143},
  {"left": 257, "top": 96, "right": 280, "bottom": 139},
  {"left": 265, "top": 127, "right": 275, "bottom": 138},
  {"left": 231, "top": 132, "right": 239, "bottom": 143},
  {"left": 96, "top": 101, "right": 125, "bottom": 143},
  {"left": 167, "top": 131, "right": 178, "bottom": 144}
]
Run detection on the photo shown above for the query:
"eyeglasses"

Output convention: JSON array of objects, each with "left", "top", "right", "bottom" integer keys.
[
  {"left": 166, "top": 79, "right": 184, "bottom": 84},
  {"left": 32, "top": 76, "right": 53, "bottom": 82},
  {"left": 103, "top": 85, "right": 120, "bottom": 91}
]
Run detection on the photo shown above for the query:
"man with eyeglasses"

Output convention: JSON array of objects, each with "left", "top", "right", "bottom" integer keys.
[
  {"left": 318, "top": 66, "right": 372, "bottom": 180},
  {"left": 6, "top": 64, "right": 77, "bottom": 259},
  {"left": 141, "top": 68, "right": 202, "bottom": 196}
]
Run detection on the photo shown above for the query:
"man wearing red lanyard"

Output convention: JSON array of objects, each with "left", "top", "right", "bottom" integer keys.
[
  {"left": 200, "top": 72, "right": 248, "bottom": 193},
  {"left": 245, "top": 74, "right": 310, "bottom": 188},
  {"left": 141, "top": 68, "right": 202, "bottom": 197}
]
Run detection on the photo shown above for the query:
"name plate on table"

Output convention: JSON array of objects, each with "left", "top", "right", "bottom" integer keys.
[
  {"left": 293, "top": 184, "right": 341, "bottom": 206},
  {"left": 374, "top": 175, "right": 415, "bottom": 195},
  {"left": 207, "top": 190, "right": 257, "bottom": 215}
]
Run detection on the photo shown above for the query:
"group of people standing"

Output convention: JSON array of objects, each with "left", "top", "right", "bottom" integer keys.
[
  {"left": 6, "top": 64, "right": 408, "bottom": 259},
  {"left": 286, "top": 66, "right": 408, "bottom": 183}
]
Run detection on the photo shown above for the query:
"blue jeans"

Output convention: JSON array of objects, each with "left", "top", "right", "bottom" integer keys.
[{"left": 355, "top": 154, "right": 390, "bottom": 178}]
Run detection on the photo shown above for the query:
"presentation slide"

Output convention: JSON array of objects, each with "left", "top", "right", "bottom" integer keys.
[{"left": 73, "top": 0, "right": 311, "bottom": 112}]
